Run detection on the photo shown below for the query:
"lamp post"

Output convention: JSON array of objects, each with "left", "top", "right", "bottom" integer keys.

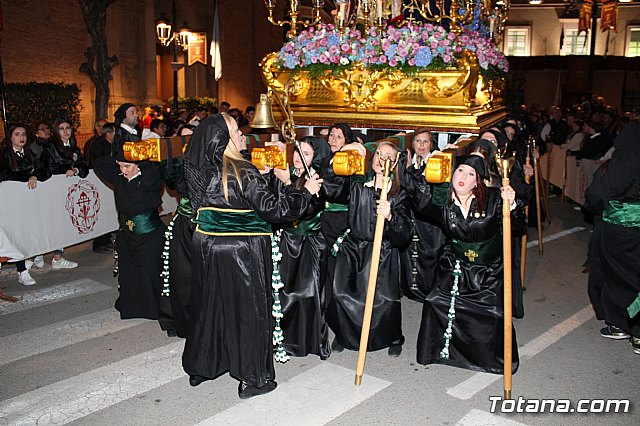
[{"left": 156, "top": 0, "right": 192, "bottom": 113}]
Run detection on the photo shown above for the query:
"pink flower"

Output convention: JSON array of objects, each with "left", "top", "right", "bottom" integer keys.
[
  {"left": 389, "top": 58, "right": 398, "bottom": 67},
  {"left": 379, "top": 55, "right": 387, "bottom": 63}
]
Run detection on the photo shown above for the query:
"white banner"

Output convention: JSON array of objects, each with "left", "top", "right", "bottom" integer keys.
[{"left": 0, "top": 172, "right": 178, "bottom": 261}]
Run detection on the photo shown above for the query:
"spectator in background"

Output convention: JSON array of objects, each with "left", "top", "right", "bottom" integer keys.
[
  {"left": 228, "top": 108, "right": 243, "bottom": 126},
  {"left": 188, "top": 106, "right": 208, "bottom": 127},
  {"left": 177, "top": 109, "right": 189, "bottom": 123},
  {"left": 83, "top": 118, "right": 107, "bottom": 169},
  {"left": 245, "top": 106, "right": 256, "bottom": 126},
  {"left": 576, "top": 120, "right": 612, "bottom": 160},
  {"left": 141, "top": 106, "right": 156, "bottom": 130},
  {"left": 91, "top": 122, "right": 117, "bottom": 254},
  {"left": 219, "top": 101, "right": 230, "bottom": 113},
  {"left": 113, "top": 103, "right": 141, "bottom": 150},
  {"left": 0, "top": 124, "right": 52, "bottom": 285},
  {"left": 561, "top": 119, "right": 585, "bottom": 153},
  {"left": 144, "top": 119, "right": 167, "bottom": 140}
]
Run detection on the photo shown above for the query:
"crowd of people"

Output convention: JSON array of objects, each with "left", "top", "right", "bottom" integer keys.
[{"left": 2, "top": 96, "right": 638, "bottom": 399}]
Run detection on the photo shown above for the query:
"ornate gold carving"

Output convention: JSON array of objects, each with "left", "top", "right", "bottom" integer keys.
[
  {"left": 317, "top": 63, "right": 405, "bottom": 110},
  {"left": 422, "top": 50, "right": 479, "bottom": 107},
  {"left": 333, "top": 150, "right": 365, "bottom": 176},
  {"left": 464, "top": 249, "right": 478, "bottom": 262},
  {"left": 123, "top": 139, "right": 161, "bottom": 162}
]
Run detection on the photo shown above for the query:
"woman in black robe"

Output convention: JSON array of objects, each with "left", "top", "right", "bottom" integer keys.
[
  {"left": 93, "top": 145, "right": 167, "bottom": 326},
  {"left": 269, "top": 136, "right": 332, "bottom": 359},
  {"left": 584, "top": 121, "right": 640, "bottom": 353},
  {"left": 411, "top": 155, "right": 522, "bottom": 374},
  {"left": 0, "top": 124, "right": 51, "bottom": 286},
  {"left": 399, "top": 128, "right": 445, "bottom": 301},
  {"left": 181, "top": 114, "right": 323, "bottom": 399},
  {"left": 324, "top": 141, "right": 411, "bottom": 356}
]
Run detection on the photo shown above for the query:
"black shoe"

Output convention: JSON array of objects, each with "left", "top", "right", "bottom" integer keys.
[
  {"left": 166, "top": 328, "right": 177, "bottom": 338},
  {"left": 630, "top": 336, "right": 640, "bottom": 355},
  {"left": 388, "top": 345, "right": 402, "bottom": 357},
  {"left": 237, "top": 380, "right": 277, "bottom": 399},
  {"left": 189, "top": 375, "right": 209, "bottom": 387},
  {"left": 600, "top": 324, "right": 629, "bottom": 340},
  {"left": 331, "top": 338, "right": 344, "bottom": 353}
]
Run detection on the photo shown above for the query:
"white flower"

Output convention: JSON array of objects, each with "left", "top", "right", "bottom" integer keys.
[{"left": 340, "top": 57, "right": 349, "bottom": 65}]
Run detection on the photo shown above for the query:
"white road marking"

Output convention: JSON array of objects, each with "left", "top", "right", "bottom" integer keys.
[
  {"left": 0, "top": 309, "right": 145, "bottom": 366},
  {"left": 526, "top": 227, "right": 586, "bottom": 248},
  {"left": 456, "top": 409, "right": 528, "bottom": 426},
  {"left": 0, "top": 279, "right": 111, "bottom": 316},
  {"left": 0, "top": 341, "right": 185, "bottom": 425},
  {"left": 447, "top": 306, "right": 594, "bottom": 400},
  {"left": 196, "top": 362, "right": 391, "bottom": 426}
]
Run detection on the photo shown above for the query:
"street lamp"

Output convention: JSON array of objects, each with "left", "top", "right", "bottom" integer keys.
[{"left": 156, "top": 0, "right": 192, "bottom": 113}]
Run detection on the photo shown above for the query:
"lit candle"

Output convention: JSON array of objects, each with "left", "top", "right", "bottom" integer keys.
[
  {"left": 291, "top": 0, "right": 298, "bottom": 13},
  {"left": 376, "top": 0, "right": 383, "bottom": 20},
  {"left": 392, "top": 0, "right": 401, "bottom": 17},
  {"left": 339, "top": 2, "right": 346, "bottom": 24}
]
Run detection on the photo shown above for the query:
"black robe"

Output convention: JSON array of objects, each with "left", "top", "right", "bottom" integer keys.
[
  {"left": 0, "top": 147, "right": 51, "bottom": 183},
  {"left": 585, "top": 122, "right": 640, "bottom": 338},
  {"left": 324, "top": 171, "right": 412, "bottom": 351},
  {"left": 181, "top": 115, "right": 313, "bottom": 388},
  {"left": 93, "top": 158, "right": 166, "bottom": 323},
  {"left": 412, "top": 185, "right": 521, "bottom": 374},
  {"left": 272, "top": 173, "right": 330, "bottom": 359}
]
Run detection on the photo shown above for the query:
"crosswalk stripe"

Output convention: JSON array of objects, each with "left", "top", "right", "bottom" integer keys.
[
  {"left": 196, "top": 362, "right": 391, "bottom": 425},
  {"left": 0, "top": 309, "right": 146, "bottom": 366},
  {"left": 0, "top": 279, "right": 111, "bottom": 316},
  {"left": 446, "top": 306, "right": 594, "bottom": 400},
  {"left": 456, "top": 409, "right": 528, "bottom": 426},
  {"left": 0, "top": 341, "right": 185, "bottom": 425},
  {"left": 526, "top": 227, "right": 586, "bottom": 248}
]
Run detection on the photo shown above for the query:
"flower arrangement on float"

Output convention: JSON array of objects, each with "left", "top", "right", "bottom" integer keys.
[{"left": 276, "top": 22, "right": 508, "bottom": 82}]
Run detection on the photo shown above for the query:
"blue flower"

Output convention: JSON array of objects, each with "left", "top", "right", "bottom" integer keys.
[
  {"left": 414, "top": 47, "right": 432, "bottom": 67},
  {"left": 386, "top": 43, "right": 398, "bottom": 57},
  {"left": 284, "top": 55, "right": 298, "bottom": 69},
  {"left": 327, "top": 34, "right": 340, "bottom": 47}
]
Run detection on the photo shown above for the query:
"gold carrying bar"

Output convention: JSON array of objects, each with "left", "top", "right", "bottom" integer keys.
[
  {"left": 333, "top": 149, "right": 366, "bottom": 176},
  {"left": 123, "top": 136, "right": 189, "bottom": 162},
  {"left": 251, "top": 143, "right": 296, "bottom": 170},
  {"left": 424, "top": 137, "right": 475, "bottom": 183}
]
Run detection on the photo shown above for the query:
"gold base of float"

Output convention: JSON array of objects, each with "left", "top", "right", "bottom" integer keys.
[{"left": 261, "top": 50, "right": 506, "bottom": 133}]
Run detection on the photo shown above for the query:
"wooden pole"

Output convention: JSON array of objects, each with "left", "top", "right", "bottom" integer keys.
[
  {"left": 543, "top": 149, "right": 552, "bottom": 226},
  {"left": 533, "top": 144, "right": 544, "bottom": 256},
  {"left": 520, "top": 143, "right": 531, "bottom": 288},
  {"left": 499, "top": 158, "right": 513, "bottom": 400},
  {"left": 355, "top": 157, "right": 392, "bottom": 386}
]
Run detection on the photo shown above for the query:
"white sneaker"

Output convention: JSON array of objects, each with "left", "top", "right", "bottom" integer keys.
[
  {"left": 25, "top": 259, "right": 34, "bottom": 270},
  {"left": 34, "top": 255, "right": 45, "bottom": 268},
  {"left": 18, "top": 270, "right": 36, "bottom": 286},
  {"left": 51, "top": 257, "right": 78, "bottom": 269}
]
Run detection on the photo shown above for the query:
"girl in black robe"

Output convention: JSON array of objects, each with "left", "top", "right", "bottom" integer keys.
[
  {"left": 0, "top": 124, "right": 51, "bottom": 286},
  {"left": 181, "top": 114, "right": 323, "bottom": 398},
  {"left": 93, "top": 146, "right": 167, "bottom": 326},
  {"left": 584, "top": 121, "right": 640, "bottom": 352},
  {"left": 270, "top": 137, "right": 332, "bottom": 359},
  {"left": 399, "top": 128, "right": 445, "bottom": 301},
  {"left": 324, "top": 141, "right": 412, "bottom": 356},
  {"left": 411, "top": 155, "right": 522, "bottom": 374}
]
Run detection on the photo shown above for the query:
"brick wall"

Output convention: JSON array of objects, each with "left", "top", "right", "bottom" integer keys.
[{"left": 1, "top": 0, "right": 95, "bottom": 133}]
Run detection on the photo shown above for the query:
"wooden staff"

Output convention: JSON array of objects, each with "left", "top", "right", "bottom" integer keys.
[
  {"left": 497, "top": 154, "right": 514, "bottom": 400},
  {"left": 355, "top": 156, "right": 393, "bottom": 386},
  {"left": 520, "top": 139, "right": 532, "bottom": 288},
  {"left": 542, "top": 143, "right": 552, "bottom": 226},
  {"left": 532, "top": 139, "right": 544, "bottom": 256}
]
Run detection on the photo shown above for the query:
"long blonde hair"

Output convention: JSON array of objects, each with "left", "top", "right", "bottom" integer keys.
[{"left": 221, "top": 113, "right": 251, "bottom": 202}]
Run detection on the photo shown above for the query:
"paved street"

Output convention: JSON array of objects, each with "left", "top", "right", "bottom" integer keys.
[{"left": 1, "top": 198, "right": 638, "bottom": 425}]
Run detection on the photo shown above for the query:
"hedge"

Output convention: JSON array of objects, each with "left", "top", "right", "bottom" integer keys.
[{"left": 4, "top": 81, "right": 82, "bottom": 129}]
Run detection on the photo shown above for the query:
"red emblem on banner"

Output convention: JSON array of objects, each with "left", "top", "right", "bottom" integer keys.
[{"left": 66, "top": 180, "right": 101, "bottom": 234}]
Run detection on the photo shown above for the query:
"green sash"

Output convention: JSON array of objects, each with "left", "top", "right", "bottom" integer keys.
[
  {"left": 603, "top": 200, "right": 640, "bottom": 228},
  {"left": 451, "top": 232, "right": 501, "bottom": 264},
  {"left": 176, "top": 197, "right": 193, "bottom": 218},
  {"left": 118, "top": 210, "right": 162, "bottom": 235},
  {"left": 284, "top": 212, "right": 322, "bottom": 236},
  {"left": 193, "top": 207, "right": 272, "bottom": 236},
  {"left": 325, "top": 202, "right": 348, "bottom": 213}
]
